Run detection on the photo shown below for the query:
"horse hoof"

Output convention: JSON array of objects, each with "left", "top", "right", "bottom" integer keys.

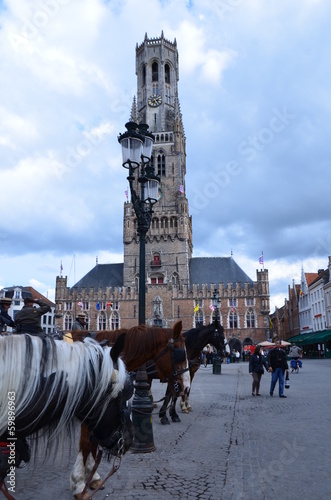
[
  {"left": 74, "top": 494, "right": 90, "bottom": 500},
  {"left": 90, "top": 479, "right": 105, "bottom": 490},
  {"left": 181, "top": 408, "right": 189, "bottom": 414},
  {"left": 153, "top": 403, "right": 158, "bottom": 408},
  {"left": 160, "top": 416, "right": 170, "bottom": 425},
  {"left": 187, "top": 406, "right": 192, "bottom": 412},
  {"left": 171, "top": 416, "right": 181, "bottom": 423}
]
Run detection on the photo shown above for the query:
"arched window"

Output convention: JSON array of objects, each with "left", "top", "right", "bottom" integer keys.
[
  {"left": 64, "top": 313, "right": 72, "bottom": 330},
  {"left": 157, "top": 153, "right": 166, "bottom": 176},
  {"left": 172, "top": 273, "right": 179, "bottom": 286},
  {"left": 152, "top": 61, "right": 158, "bottom": 82},
  {"left": 110, "top": 312, "right": 119, "bottom": 330},
  {"left": 195, "top": 310, "right": 204, "bottom": 327},
  {"left": 229, "top": 311, "right": 238, "bottom": 329},
  {"left": 246, "top": 309, "right": 255, "bottom": 328},
  {"left": 165, "top": 63, "right": 170, "bottom": 84},
  {"left": 142, "top": 65, "right": 146, "bottom": 86},
  {"left": 98, "top": 311, "right": 107, "bottom": 330}
]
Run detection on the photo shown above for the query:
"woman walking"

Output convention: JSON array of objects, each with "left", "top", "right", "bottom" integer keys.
[{"left": 249, "top": 345, "right": 268, "bottom": 396}]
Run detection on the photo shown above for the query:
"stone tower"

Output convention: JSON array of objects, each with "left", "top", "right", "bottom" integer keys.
[{"left": 123, "top": 32, "right": 192, "bottom": 289}]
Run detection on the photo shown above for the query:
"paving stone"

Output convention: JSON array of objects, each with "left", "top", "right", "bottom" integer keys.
[{"left": 10, "top": 359, "right": 331, "bottom": 499}]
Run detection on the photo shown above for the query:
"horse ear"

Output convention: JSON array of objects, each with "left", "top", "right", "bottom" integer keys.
[
  {"left": 110, "top": 332, "right": 126, "bottom": 363},
  {"left": 173, "top": 320, "right": 182, "bottom": 338}
]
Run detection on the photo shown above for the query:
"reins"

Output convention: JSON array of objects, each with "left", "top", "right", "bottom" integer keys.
[{"left": 81, "top": 436, "right": 125, "bottom": 499}]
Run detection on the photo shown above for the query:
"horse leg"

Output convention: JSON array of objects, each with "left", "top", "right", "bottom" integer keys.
[
  {"left": 169, "top": 396, "right": 181, "bottom": 422},
  {"left": 159, "top": 386, "right": 171, "bottom": 425},
  {"left": 185, "top": 389, "right": 192, "bottom": 411},
  {"left": 70, "top": 423, "right": 103, "bottom": 499},
  {"left": 180, "top": 395, "right": 188, "bottom": 413}
]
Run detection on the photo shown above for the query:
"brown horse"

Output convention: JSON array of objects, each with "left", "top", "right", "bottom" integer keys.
[{"left": 70, "top": 321, "right": 187, "bottom": 499}]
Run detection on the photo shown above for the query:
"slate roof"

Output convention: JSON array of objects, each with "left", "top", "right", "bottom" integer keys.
[
  {"left": 189, "top": 257, "right": 253, "bottom": 289},
  {"left": 72, "top": 257, "right": 253, "bottom": 291},
  {"left": 72, "top": 263, "right": 124, "bottom": 291}
]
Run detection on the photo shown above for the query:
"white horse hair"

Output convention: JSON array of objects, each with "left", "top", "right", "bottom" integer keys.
[{"left": 0, "top": 334, "right": 127, "bottom": 438}]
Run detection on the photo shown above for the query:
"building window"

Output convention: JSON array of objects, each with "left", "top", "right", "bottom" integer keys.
[
  {"left": 65, "top": 302, "right": 72, "bottom": 311},
  {"left": 142, "top": 64, "right": 146, "bottom": 86},
  {"left": 152, "top": 62, "right": 158, "bottom": 82},
  {"left": 246, "top": 297, "right": 254, "bottom": 306},
  {"left": 15, "top": 291, "right": 20, "bottom": 299},
  {"left": 151, "top": 276, "right": 164, "bottom": 284},
  {"left": 157, "top": 153, "right": 166, "bottom": 176},
  {"left": 195, "top": 311, "right": 204, "bottom": 327},
  {"left": 246, "top": 310, "right": 255, "bottom": 328},
  {"left": 98, "top": 312, "right": 107, "bottom": 330},
  {"left": 64, "top": 313, "right": 72, "bottom": 330},
  {"left": 165, "top": 63, "right": 170, "bottom": 84},
  {"left": 111, "top": 312, "right": 119, "bottom": 330},
  {"left": 154, "top": 318, "right": 163, "bottom": 327},
  {"left": 229, "top": 311, "right": 238, "bottom": 329}
]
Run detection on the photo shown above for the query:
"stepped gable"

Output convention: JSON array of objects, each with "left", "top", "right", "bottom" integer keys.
[
  {"left": 189, "top": 257, "right": 253, "bottom": 289},
  {"left": 72, "top": 263, "right": 123, "bottom": 291}
]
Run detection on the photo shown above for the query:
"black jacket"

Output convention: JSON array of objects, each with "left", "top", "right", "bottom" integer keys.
[
  {"left": 268, "top": 347, "right": 288, "bottom": 371},
  {"left": 249, "top": 354, "right": 268, "bottom": 374},
  {"left": 0, "top": 306, "right": 15, "bottom": 331}
]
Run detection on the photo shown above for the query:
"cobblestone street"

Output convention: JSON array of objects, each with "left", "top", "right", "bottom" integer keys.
[{"left": 12, "top": 358, "right": 331, "bottom": 500}]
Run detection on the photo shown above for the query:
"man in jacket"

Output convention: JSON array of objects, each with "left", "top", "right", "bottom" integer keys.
[
  {"left": 0, "top": 297, "right": 15, "bottom": 332},
  {"left": 71, "top": 313, "right": 86, "bottom": 330},
  {"left": 15, "top": 297, "right": 50, "bottom": 335},
  {"left": 268, "top": 339, "right": 289, "bottom": 398}
]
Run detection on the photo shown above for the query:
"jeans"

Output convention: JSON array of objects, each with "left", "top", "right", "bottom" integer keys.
[{"left": 270, "top": 368, "right": 285, "bottom": 396}]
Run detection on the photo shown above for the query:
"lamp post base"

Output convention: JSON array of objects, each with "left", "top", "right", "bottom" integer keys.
[{"left": 130, "top": 366, "right": 156, "bottom": 453}]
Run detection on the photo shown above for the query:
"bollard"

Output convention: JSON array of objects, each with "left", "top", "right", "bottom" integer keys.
[{"left": 212, "top": 356, "right": 222, "bottom": 374}]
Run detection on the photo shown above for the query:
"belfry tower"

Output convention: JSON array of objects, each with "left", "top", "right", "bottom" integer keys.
[{"left": 123, "top": 32, "right": 193, "bottom": 289}]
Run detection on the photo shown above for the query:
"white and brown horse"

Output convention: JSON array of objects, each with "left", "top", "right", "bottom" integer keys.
[{"left": 0, "top": 333, "right": 133, "bottom": 496}]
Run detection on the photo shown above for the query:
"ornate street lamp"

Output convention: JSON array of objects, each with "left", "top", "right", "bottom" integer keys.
[
  {"left": 212, "top": 288, "right": 221, "bottom": 324},
  {"left": 118, "top": 121, "right": 160, "bottom": 453}
]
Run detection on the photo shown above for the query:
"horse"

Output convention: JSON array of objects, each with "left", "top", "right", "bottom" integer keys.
[
  {"left": 70, "top": 321, "right": 187, "bottom": 499},
  {"left": 0, "top": 333, "right": 133, "bottom": 496},
  {"left": 158, "top": 321, "right": 227, "bottom": 425}
]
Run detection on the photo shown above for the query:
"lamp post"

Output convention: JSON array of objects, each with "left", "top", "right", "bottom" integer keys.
[
  {"left": 211, "top": 289, "right": 222, "bottom": 374},
  {"left": 118, "top": 121, "right": 160, "bottom": 453}
]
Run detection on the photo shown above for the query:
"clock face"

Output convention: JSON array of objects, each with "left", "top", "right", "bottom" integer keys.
[{"left": 148, "top": 94, "right": 162, "bottom": 107}]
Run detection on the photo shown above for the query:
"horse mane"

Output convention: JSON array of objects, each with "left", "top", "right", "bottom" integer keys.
[
  {"left": 95, "top": 326, "right": 174, "bottom": 371},
  {"left": 0, "top": 334, "right": 127, "bottom": 439}
]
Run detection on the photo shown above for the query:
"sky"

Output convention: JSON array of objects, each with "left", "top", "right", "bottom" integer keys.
[{"left": 0, "top": 0, "right": 330, "bottom": 311}]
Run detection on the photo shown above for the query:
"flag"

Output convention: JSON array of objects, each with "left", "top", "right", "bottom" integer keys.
[
  {"left": 259, "top": 255, "right": 264, "bottom": 265},
  {"left": 209, "top": 304, "right": 215, "bottom": 311},
  {"left": 194, "top": 304, "right": 199, "bottom": 313},
  {"left": 96, "top": 301, "right": 100, "bottom": 311},
  {"left": 77, "top": 301, "right": 83, "bottom": 308},
  {"left": 269, "top": 317, "right": 273, "bottom": 329},
  {"left": 124, "top": 189, "right": 128, "bottom": 200},
  {"left": 300, "top": 290, "right": 304, "bottom": 297},
  {"left": 179, "top": 185, "right": 184, "bottom": 194},
  {"left": 106, "top": 302, "right": 113, "bottom": 307},
  {"left": 60, "top": 261, "right": 63, "bottom": 275}
]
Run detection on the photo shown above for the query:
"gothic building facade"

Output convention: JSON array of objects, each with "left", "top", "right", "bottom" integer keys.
[{"left": 55, "top": 33, "right": 270, "bottom": 347}]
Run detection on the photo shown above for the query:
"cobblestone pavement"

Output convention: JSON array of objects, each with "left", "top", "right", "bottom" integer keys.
[{"left": 10, "top": 358, "right": 331, "bottom": 500}]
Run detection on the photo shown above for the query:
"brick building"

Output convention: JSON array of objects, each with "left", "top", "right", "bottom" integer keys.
[{"left": 55, "top": 33, "right": 270, "bottom": 349}]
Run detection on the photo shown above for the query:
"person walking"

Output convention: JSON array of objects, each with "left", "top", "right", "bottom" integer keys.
[
  {"left": 268, "top": 339, "right": 289, "bottom": 398},
  {"left": 15, "top": 297, "right": 50, "bottom": 335},
  {"left": 249, "top": 345, "right": 268, "bottom": 396},
  {"left": 72, "top": 313, "right": 87, "bottom": 330},
  {"left": 0, "top": 297, "right": 15, "bottom": 332}
]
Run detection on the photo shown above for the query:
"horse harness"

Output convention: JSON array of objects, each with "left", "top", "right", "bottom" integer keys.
[{"left": 147, "top": 338, "right": 189, "bottom": 395}]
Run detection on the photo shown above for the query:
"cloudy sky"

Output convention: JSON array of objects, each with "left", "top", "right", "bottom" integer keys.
[{"left": 0, "top": 0, "right": 330, "bottom": 310}]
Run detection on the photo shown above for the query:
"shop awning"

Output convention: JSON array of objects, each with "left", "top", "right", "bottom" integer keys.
[{"left": 287, "top": 330, "right": 331, "bottom": 346}]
